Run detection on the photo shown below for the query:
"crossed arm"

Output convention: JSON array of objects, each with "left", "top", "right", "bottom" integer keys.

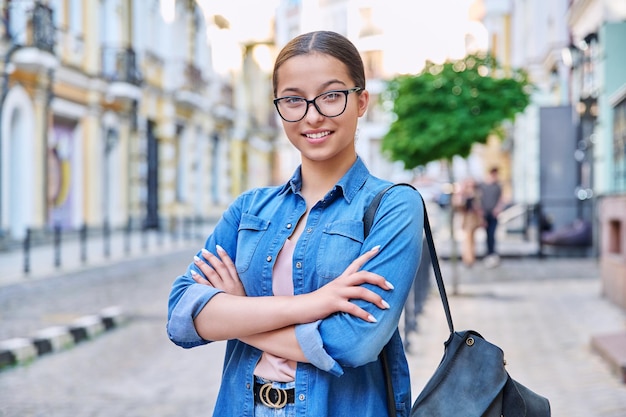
[{"left": 190, "top": 245, "right": 393, "bottom": 362}]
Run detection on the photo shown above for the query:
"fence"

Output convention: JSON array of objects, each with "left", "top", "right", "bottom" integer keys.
[{"left": 17, "top": 216, "right": 216, "bottom": 276}]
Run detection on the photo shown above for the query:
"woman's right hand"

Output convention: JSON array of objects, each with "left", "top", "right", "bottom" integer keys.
[{"left": 301, "top": 246, "right": 393, "bottom": 323}]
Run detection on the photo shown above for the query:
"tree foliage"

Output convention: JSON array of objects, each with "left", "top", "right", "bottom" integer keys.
[{"left": 381, "top": 54, "right": 532, "bottom": 169}]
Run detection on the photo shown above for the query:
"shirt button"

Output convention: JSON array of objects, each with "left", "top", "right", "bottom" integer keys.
[
  {"left": 306, "top": 228, "right": 313, "bottom": 233},
  {"left": 287, "top": 223, "right": 292, "bottom": 229},
  {"left": 246, "top": 383, "right": 251, "bottom": 389},
  {"left": 295, "top": 262, "right": 302, "bottom": 269},
  {"left": 299, "top": 394, "right": 305, "bottom": 401},
  {"left": 266, "top": 256, "right": 272, "bottom": 262}
]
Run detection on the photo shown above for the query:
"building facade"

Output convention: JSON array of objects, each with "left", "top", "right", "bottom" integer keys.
[
  {"left": 481, "top": 0, "right": 626, "bottom": 309},
  {"left": 274, "top": 0, "right": 487, "bottom": 185},
  {"left": 0, "top": 0, "right": 242, "bottom": 246},
  {"left": 566, "top": 0, "right": 626, "bottom": 309}
]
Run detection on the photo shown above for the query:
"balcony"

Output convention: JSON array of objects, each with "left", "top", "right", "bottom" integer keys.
[
  {"left": 11, "top": 3, "right": 58, "bottom": 71},
  {"left": 174, "top": 62, "right": 209, "bottom": 109},
  {"left": 211, "top": 80, "right": 235, "bottom": 122},
  {"left": 101, "top": 46, "right": 143, "bottom": 102}
]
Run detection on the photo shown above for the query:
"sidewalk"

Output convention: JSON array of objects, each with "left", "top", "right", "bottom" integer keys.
[
  {"left": 0, "top": 227, "right": 209, "bottom": 289},
  {"left": 406, "top": 257, "right": 626, "bottom": 416},
  {"left": 0, "top": 228, "right": 211, "bottom": 370},
  {"left": 1, "top": 220, "right": 625, "bottom": 415},
  {"left": 0, "top": 205, "right": 542, "bottom": 288}
]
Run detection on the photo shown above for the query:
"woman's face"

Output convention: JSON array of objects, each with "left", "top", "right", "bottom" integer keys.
[{"left": 274, "top": 52, "right": 369, "bottom": 166}]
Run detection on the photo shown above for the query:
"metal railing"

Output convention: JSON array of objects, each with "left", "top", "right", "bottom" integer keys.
[
  {"left": 31, "top": 2, "right": 55, "bottom": 53},
  {"left": 20, "top": 215, "right": 215, "bottom": 275},
  {"left": 101, "top": 46, "right": 142, "bottom": 85},
  {"left": 497, "top": 201, "right": 594, "bottom": 258}
]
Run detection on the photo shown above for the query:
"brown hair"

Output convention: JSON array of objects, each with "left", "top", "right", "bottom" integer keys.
[{"left": 272, "top": 31, "right": 366, "bottom": 97}]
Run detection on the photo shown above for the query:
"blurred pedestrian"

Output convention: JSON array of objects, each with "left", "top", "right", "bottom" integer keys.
[
  {"left": 478, "top": 167, "right": 504, "bottom": 268},
  {"left": 454, "top": 178, "right": 483, "bottom": 267},
  {"left": 166, "top": 31, "right": 424, "bottom": 417}
]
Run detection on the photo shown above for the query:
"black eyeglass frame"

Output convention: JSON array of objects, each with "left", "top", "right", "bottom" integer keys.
[{"left": 273, "top": 87, "right": 363, "bottom": 122}]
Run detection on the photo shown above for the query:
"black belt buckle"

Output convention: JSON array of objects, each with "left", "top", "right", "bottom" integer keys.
[{"left": 254, "top": 381, "right": 294, "bottom": 409}]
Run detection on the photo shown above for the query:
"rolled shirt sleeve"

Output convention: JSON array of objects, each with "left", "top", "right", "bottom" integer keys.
[
  {"left": 167, "top": 280, "right": 224, "bottom": 348},
  {"left": 295, "top": 321, "right": 344, "bottom": 376},
  {"left": 296, "top": 186, "right": 423, "bottom": 374}
]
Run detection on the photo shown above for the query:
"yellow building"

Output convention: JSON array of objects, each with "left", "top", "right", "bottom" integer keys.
[{"left": 0, "top": 0, "right": 246, "bottom": 243}]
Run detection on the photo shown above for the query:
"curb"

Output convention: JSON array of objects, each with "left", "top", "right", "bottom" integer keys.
[
  {"left": 591, "top": 331, "right": 626, "bottom": 384},
  {"left": 0, "top": 305, "right": 127, "bottom": 371}
]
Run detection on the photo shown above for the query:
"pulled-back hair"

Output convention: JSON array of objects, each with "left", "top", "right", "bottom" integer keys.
[{"left": 272, "top": 31, "right": 366, "bottom": 97}]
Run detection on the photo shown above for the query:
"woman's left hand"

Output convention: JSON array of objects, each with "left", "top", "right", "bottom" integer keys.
[{"left": 191, "top": 246, "right": 247, "bottom": 296}]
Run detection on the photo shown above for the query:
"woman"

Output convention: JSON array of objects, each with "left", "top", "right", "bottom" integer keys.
[
  {"left": 167, "top": 30, "right": 424, "bottom": 417},
  {"left": 457, "top": 178, "right": 483, "bottom": 267}
]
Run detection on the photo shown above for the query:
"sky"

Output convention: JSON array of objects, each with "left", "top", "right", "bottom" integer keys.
[{"left": 167, "top": 0, "right": 487, "bottom": 76}]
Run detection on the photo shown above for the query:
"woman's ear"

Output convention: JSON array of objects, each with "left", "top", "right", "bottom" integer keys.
[{"left": 357, "top": 90, "right": 369, "bottom": 117}]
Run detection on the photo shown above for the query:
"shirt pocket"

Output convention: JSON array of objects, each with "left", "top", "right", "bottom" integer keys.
[
  {"left": 316, "top": 219, "right": 364, "bottom": 283},
  {"left": 236, "top": 213, "right": 270, "bottom": 273}
]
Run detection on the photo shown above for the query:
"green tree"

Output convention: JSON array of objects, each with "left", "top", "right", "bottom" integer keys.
[
  {"left": 381, "top": 54, "right": 532, "bottom": 293},
  {"left": 382, "top": 53, "right": 532, "bottom": 169}
]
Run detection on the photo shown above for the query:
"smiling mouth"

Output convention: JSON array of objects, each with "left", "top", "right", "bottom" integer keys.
[{"left": 304, "top": 131, "right": 332, "bottom": 140}]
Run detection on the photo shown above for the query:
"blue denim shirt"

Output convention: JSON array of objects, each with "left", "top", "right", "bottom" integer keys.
[{"left": 167, "top": 157, "right": 424, "bottom": 417}]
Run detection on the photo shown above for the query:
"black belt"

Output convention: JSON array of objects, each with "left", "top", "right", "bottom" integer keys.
[{"left": 253, "top": 380, "right": 295, "bottom": 409}]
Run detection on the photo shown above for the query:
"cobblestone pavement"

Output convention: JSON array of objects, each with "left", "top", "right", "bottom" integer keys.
[
  {"left": 407, "top": 258, "right": 626, "bottom": 417},
  {"left": 0, "top": 248, "right": 226, "bottom": 417},
  {"left": 1, "top": 235, "right": 625, "bottom": 416}
]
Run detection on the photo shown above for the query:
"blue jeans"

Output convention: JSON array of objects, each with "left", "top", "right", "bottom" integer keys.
[
  {"left": 254, "top": 377, "right": 296, "bottom": 417},
  {"left": 484, "top": 212, "right": 498, "bottom": 255}
]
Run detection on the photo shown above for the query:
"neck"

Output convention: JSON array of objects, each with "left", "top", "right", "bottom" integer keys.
[{"left": 300, "top": 154, "right": 357, "bottom": 203}]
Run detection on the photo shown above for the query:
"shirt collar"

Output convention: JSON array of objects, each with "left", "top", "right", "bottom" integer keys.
[{"left": 279, "top": 156, "right": 370, "bottom": 204}]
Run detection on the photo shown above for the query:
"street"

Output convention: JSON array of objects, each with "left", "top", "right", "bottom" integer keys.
[
  {"left": 1, "top": 249, "right": 626, "bottom": 416},
  {"left": 0, "top": 250, "right": 225, "bottom": 417}
]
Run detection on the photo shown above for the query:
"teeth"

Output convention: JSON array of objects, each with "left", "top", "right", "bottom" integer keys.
[{"left": 305, "top": 131, "right": 330, "bottom": 139}]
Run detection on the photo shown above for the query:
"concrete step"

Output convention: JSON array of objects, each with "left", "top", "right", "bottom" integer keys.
[{"left": 591, "top": 331, "right": 626, "bottom": 384}]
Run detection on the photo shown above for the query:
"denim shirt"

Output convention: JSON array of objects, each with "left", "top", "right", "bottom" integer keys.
[{"left": 167, "top": 157, "right": 424, "bottom": 417}]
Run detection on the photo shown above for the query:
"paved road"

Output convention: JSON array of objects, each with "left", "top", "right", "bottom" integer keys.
[
  {"left": 410, "top": 258, "right": 626, "bottom": 417},
  {"left": 0, "top": 249, "right": 226, "bottom": 417},
  {"left": 1, "top": 245, "right": 626, "bottom": 416}
]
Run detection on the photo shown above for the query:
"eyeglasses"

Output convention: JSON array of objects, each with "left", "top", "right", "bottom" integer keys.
[{"left": 273, "top": 87, "right": 362, "bottom": 122}]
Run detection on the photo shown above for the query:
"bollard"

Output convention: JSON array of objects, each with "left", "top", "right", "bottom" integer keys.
[
  {"left": 536, "top": 203, "right": 544, "bottom": 258},
  {"left": 124, "top": 217, "right": 131, "bottom": 255},
  {"left": 54, "top": 224, "right": 62, "bottom": 268},
  {"left": 80, "top": 223, "right": 87, "bottom": 263},
  {"left": 184, "top": 217, "right": 190, "bottom": 240},
  {"left": 103, "top": 219, "right": 110, "bottom": 258},
  {"left": 171, "top": 215, "right": 178, "bottom": 242},
  {"left": 194, "top": 216, "right": 200, "bottom": 240},
  {"left": 23, "top": 228, "right": 31, "bottom": 274},
  {"left": 141, "top": 224, "right": 148, "bottom": 250},
  {"left": 403, "top": 238, "right": 431, "bottom": 353},
  {"left": 157, "top": 217, "right": 164, "bottom": 247}
]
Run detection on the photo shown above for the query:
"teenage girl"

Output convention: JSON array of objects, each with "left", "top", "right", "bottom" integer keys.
[{"left": 167, "top": 30, "right": 423, "bottom": 417}]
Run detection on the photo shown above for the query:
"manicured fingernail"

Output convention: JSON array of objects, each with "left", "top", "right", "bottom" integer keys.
[
  {"left": 193, "top": 255, "right": 201, "bottom": 263},
  {"left": 370, "top": 245, "right": 380, "bottom": 252},
  {"left": 368, "top": 314, "right": 377, "bottom": 323},
  {"left": 201, "top": 248, "right": 210, "bottom": 256},
  {"left": 190, "top": 269, "right": 198, "bottom": 276},
  {"left": 381, "top": 300, "right": 390, "bottom": 309},
  {"left": 216, "top": 244, "right": 225, "bottom": 253},
  {"left": 385, "top": 281, "right": 394, "bottom": 290}
]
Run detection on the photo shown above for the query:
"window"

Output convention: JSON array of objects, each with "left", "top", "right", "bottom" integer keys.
[
  {"left": 608, "top": 220, "right": 622, "bottom": 255},
  {"left": 614, "top": 98, "right": 626, "bottom": 191},
  {"left": 69, "top": 0, "right": 82, "bottom": 35},
  {"left": 49, "top": 0, "right": 65, "bottom": 29}
]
